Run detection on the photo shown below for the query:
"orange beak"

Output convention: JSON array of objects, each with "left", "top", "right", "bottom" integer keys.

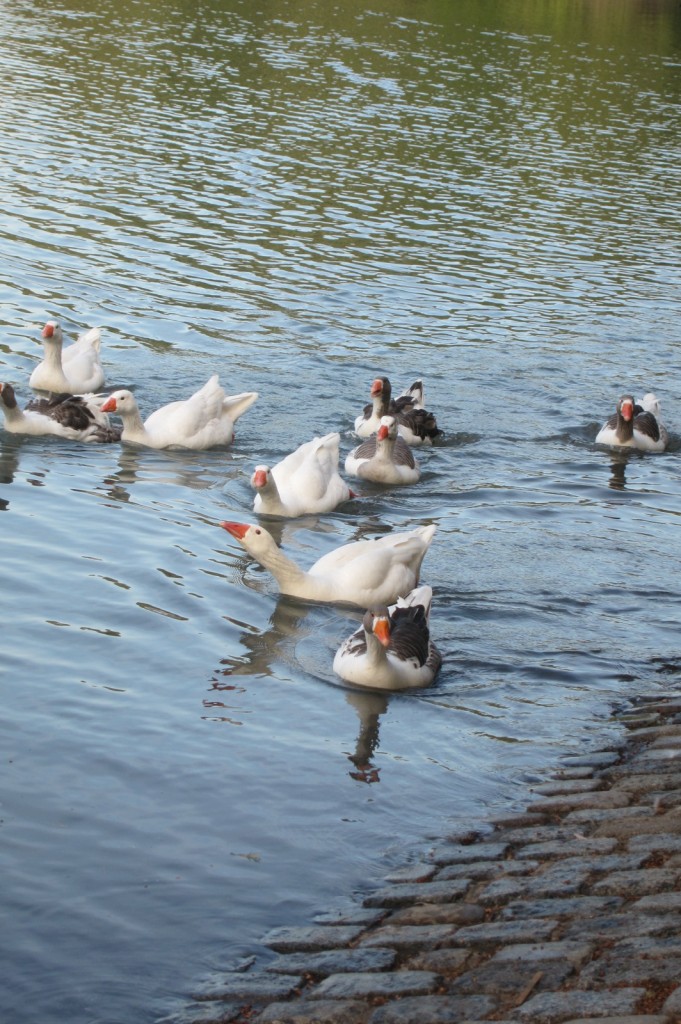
[
  {"left": 370, "top": 378, "right": 383, "bottom": 396},
  {"left": 42, "top": 323, "right": 55, "bottom": 339},
  {"left": 221, "top": 521, "right": 249, "bottom": 540},
  {"left": 101, "top": 397, "right": 117, "bottom": 413},
  {"left": 377, "top": 425, "right": 389, "bottom": 441},
  {"left": 252, "top": 469, "right": 268, "bottom": 488},
  {"left": 621, "top": 401, "right": 634, "bottom": 421},
  {"left": 373, "top": 616, "right": 391, "bottom": 647}
]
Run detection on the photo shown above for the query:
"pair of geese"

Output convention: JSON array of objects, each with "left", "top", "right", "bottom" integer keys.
[{"left": 2, "top": 320, "right": 671, "bottom": 690}]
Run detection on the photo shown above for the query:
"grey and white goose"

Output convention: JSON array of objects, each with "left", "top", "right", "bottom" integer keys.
[
  {"left": 345, "top": 415, "right": 421, "bottom": 484},
  {"left": 596, "top": 393, "right": 668, "bottom": 452},
  {"left": 0, "top": 382, "right": 120, "bottom": 442},
  {"left": 333, "top": 584, "right": 442, "bottom": 690},
  {"left": 354, "top": 376, "right": 442, "bottom": 445}
]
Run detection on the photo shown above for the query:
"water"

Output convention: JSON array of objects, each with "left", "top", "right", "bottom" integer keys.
[{"left": 1, "top": 0, "right": 680, "bottom": 1020}]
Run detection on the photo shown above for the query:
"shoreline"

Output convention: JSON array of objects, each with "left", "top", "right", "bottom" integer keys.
[{"left": 175, "top": 691, "right": 681, "bottom": 1024}]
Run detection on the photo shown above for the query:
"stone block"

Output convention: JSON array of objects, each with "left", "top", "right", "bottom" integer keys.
[
  {"left": 450, "top": 957, "right": 572, "bottom": 995},
  {"left": 368, "top": 993, "right": 498, "bottom": 1023},
  {"left": 478, "top": 861, "right": 592, "bottom": 905},
  {"left": 263, "top": 924, "right": 366, "bottom": 952},
  {"left": 428, "top": 840, "right": 509, "bottom": 865},
  {"left": 511, "top": 987, "right": 646, "bottom": 1021},
  {"left": 513, "top": 837, "right": 617, "bottom": 860},
  {"left": 384, "top": 863, "right": 437, "bottom": 883},
  {"left": 491, "top": 939, "right": 593, "bottom": 965},
  {"left": 310, "top": 969, "right": 442, "bottom": 1000},
  {"left": 663, "top": 985, "right": 681, "bottom": 1015},
  {"left": 359, "top": 924, "right": 458, "bottom": 952},
  {"left": 632, "top": 891, "right": 681, "bottom": 913},
  {"left": 579, "top": 951, "right": 681, "bottom": 988},
  {"left": 402, "top": 948, "right": 470, "bottom": 975},
  {"left": 265, "top": 947, "right": 396, "bottom": 977},
  {"left": 560, "top": 751, "right": 620, "bottom": 768},
  {"left": 531, "top": 779, "right": 604, "bottom": 796},
  {"left": 451, "top": 917, "right": 558, "bottom": 949},
  {"left": 628, "top": 832, "right": 681, "bottom": 855},
  {"left": 501, "top": 895, "right": 623, "bottom": 920},
  {"left": 193, "top": 972, "right": 302, "bottom": 1002},
  {"left": 388, "top": 901, "right": 484, "bottom": 927},
  {"left": 313, "top": 906, "right": 386, "bottom": 927},
  {"left": 561, "top": 912, "right": 681, "bottom": 942},
  {"left": 255, "top": 999, "right": 368, "bottom": 1023},
  {"left": 592, "top": 868, "right": 681, "bottom": 897},
  {"left": 529, "top": 790, "right": 631, "bottom": 814},
  {"left": 363, "top": 879, "right": 469, "bottom": 908}
]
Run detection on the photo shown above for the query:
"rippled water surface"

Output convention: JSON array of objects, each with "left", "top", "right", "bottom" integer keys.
[{"left": 1, "top": 0, "right": 681, "bottom": 1021}]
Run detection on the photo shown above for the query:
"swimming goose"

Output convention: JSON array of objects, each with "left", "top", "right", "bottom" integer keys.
[
  {"left": 29, "top": 320, "right": 105, "bottom": 394},
  {"left": 345, "top": 415, "right": 421, "bottom": 485},
  {"left": 100, "top": 376, "right": 258, "bottom": 449},
  {"left": 333, "top": 585, "right": 442, "bottom": 690},
  {"left": 221, "top": 521, "right": 437, "bottom": 608},
  {"left": 251, "top": 432, "right": 356, "bottom": 517},
  {"left": 354, "top": 376, "right": 442, "bottom": 445},
  {"left": 1, "top": 382, "right": 120, "bottom": 442},
  {"left": 596, "top": 393, "right": 668, "bottom": 452}
]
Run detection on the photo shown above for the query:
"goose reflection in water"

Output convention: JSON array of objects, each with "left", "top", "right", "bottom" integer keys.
[
  {"left": 101, "top": 444, "right": 245, "bottom": 503},
  {"left": 344, "top": 689, "right": 389, "bottom": 784},
  {"left": 607, "top": 450, "right": 630, "bottom": 491}
]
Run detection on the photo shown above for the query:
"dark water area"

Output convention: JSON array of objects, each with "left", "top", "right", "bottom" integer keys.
[{"left": 1, "top": 0, "right": 680, "bottom": 1021}]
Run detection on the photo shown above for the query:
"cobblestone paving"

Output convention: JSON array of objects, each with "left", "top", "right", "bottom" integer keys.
[{"left": 175, "top": 694, "right": 681, "bottom": 1024}]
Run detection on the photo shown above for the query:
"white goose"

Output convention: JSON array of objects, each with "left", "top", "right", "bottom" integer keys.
[
  {"left": 100, "top": 376, "right": 258, "bottom": 449},
  {"left": 30, "top": 320, "right": 105, "bottom": 394},
  {"left": 221, "top": 521, "right": 437, "bottom": 608},
  {"left": 1, "top": 382, "right": 120, "bottom": 442},
  {"left": 596, "top": 393, "right": 668, "bottom": 452},
  {"left": 354, "top": 376, "right": 442, "bottom": 445},
  {"left": 333, "top": 585, "right": 442, "bottom": 690},
  {"left": 345, "top": 415, "right": 421, "bottom": 485},
  {"left": 251, "top": 432, "right": 356, "bottom": 517}
]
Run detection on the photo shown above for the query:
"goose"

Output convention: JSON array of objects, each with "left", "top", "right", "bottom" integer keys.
[
  {"left": 100, "top": 376, "right": 258, "bottom": 449},
  {"left": 29, "top": 320, "right": 105, "bottom": 394},
  {"left": 345, "top": 415, "right": 421, "bottom": 485},
  {"left": 1, "top": 382, "right": 120, "bottom": 442},
  {"left": 333, "top": 585, "right": 442, "bottom": 690},
  {"left": 354, "top": 376, "right": 442, "bottom": 445},
  {"left": 596, "top": 393, "right": 668, "bottom": 452},
  {"left": 221, "top": 521, "right": 437, "bottom": 608},
  {"left": 251, "top": 432, "right": 356, "bottom": 517}
]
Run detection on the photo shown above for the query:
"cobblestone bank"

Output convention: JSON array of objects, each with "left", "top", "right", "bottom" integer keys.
[{"left": 180, "top": 694, "right": 681, "bottom": 1024}]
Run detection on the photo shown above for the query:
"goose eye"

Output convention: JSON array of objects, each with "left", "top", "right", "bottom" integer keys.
[{"left": 255, "top": 528, "right": 261, "bottom": 535}]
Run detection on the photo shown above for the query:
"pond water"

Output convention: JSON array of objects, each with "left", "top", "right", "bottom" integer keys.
[{"left": 1, "top": 0, "right": 680, "bottom": 1021}]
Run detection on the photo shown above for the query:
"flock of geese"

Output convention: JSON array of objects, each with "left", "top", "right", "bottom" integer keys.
[{"left": 0, "top": 320, "right": 672, "bottom": 691}]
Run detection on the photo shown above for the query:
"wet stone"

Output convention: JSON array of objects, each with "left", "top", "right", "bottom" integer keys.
[
  {"left": 363, "top": 879, "right": 469, "bottom": 908},
  {"left": 529, "top": 790, "right": 631, "bottom": 814},
  {"left": 531, "top": 778, "right": 604, "bottom": 796},
  {"left": 265, "top": 947, "right": 396, "bottom": 977},
  {"left": 255, "top": 998, "right": 369, "bottom": 1023},
  {"left": 564, "top": 804, "right": 654, "bottom": 825},
  {"left": 428, "top": 841, "right": 509, "bottom": 865},
  {"left": 608, "top": 772, "right": 681, "bottom": 792},
  {"left": 384, "top": 863, "right": 437, "bottom": 883},
  {"left": 368, "top": 993, "right": 498, "bottom": 1023},
  {"left": 560, "top": 750, "right": 621, "bottom": 768},
  {"left": 310, "top": 969, "right": 442, "bottom": 1000},
  {"left": 263, "top": 924, "right": 366, "bottom": 952},
  {"left": 193, "top": 972, "right": 302, "bottom": 1002},
  {"left": 500, "top": 894, "right": 623, "bottom": 920},
  {"left": 497, "top": 824, "right": 595, "bottom": 845},
  {"left": 313, "top": 907, "right": 386, "bottom": 927},
  {"left": 611, "top": 934, "right": 681, "bottom": 957}
]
